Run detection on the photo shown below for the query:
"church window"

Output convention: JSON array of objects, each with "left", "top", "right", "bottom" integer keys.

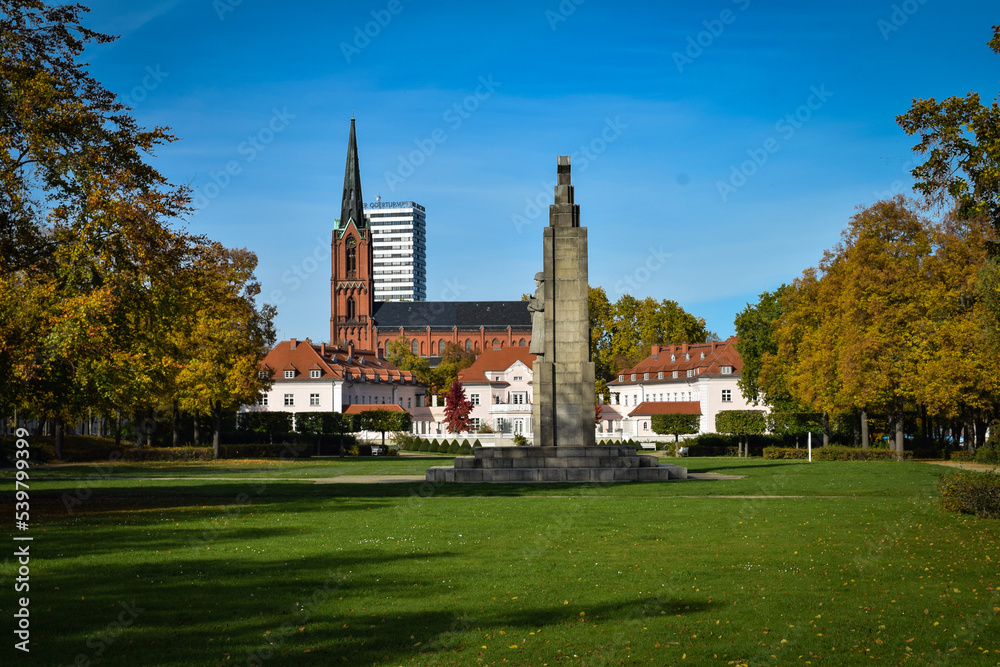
[
  {"left": 346, "top": 237, "right": 357, "bottom": 277},
  {"left": 518, "top": 338, "right": 526, "bottom": 346},
  {"left": 492, "top": 338, "right": 500, "bottom": 348},
  {"left": 465, "top": 339, "right": 472, "bottom": 352},
  {"left": 411, "top": 339, "right": 419, "bottom": 355},
  {"left": 346, "top": 297, "right": 356, "bottom": 321}
]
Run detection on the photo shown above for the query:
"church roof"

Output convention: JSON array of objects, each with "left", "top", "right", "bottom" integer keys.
[
  {"left": 336, "top": 118, "right": 366, "bottom": 239},
  {"left": 372, "top": 301, "right": 531, "bottom": 329}
]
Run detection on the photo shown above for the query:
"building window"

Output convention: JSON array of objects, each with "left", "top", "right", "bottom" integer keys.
[
  {"left": 519, "top": 338, "right": 526, "bottom": 346},
  {"left": 686, "top": 369, "right": 694, "bottom": 378},
  {"left": 465, "top": 339, "right": 472, "bottom": 352},
  {"left": 284, "top": 394, "right": 294, "bottom": 407},
  {"left": 722, "top": 389, "right": 732, "bottom": 402},
  {"left": 407, "top": 397, "right": 412, "bottom": 408},
  {"left": 492, "top": 338, "right": 500, "bottom": 348},
  {"left": 310, "top": 369, "right": 321, "bottom": 379},
  {"left": 657, "top": 371, "right": 664, "bottom": 380},
  {"left": 511, "top": 393, "right": 526, "bottom": 404},
  {"left": 618, "top": 375, "right": 624, "bottom": 382},
  {"left": 672, "top": 370, "right": 679, "bottom": 379},
  {"left": 346, "top": 237, "right": 357, "bottom": 277},
  {"left": 643, "top": 421, "right": 648, "bottom": 431},
  {"left": 721, "top": 366, "right": 733, "bottom": 375},
  {"left": 631, "top": 374, "right": 636, "bottom": 382},
  {"left": 284, "top": 370, "right": 295, "bottom": 379},
  {"left": 470, "top": 393, "right": 480, "bottom": 406},
  {"left": 258, "top": 370, "right": 268, "bottom": 380},
  {"left": 346, "top": 296, "right": 355, "bottom": 321},
  {"left": 258, "top": 394, "right": 268, "bottom": 406},
  {"left": 643, "top": 372, "right": 649, "bottom": 381},
  {"left": 470, "top": 417, "right": 481, "bottom": 430},
  {"left": 309, "top": 393, "right": 320, "bottom": 407},
  {"left": 411, "top": 339, "right": 419, "bottom": 355}
]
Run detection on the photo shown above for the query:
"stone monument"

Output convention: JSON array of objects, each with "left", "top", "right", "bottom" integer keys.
[{"left": 425, "top": 157, "right": 686, "bottom": 483}]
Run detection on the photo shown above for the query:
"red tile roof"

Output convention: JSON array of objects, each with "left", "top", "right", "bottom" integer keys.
[
  {"left": 343, "top": 403, "right": 407, "bottom": 414},
  {"left": 458, "top": 346, "right": 536, "bottom": 384},
  {"left": 609, "top": 337, "right": 742, "bottom": 385},
  {"left": 261, "top": 339, "right": 421, "bottom": 385},
  {"left": 629, "top": 401, "right": 702, "bottom": 416}
]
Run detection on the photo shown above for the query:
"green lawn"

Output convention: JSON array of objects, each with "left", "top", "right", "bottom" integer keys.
[{"left": 3, "top": 458, "right": 998, "bottom": 665}]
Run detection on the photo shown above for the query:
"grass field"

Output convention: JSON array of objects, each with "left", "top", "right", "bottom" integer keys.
[{"left": 2, "top": 457, "right": 998, "bottom": 666}]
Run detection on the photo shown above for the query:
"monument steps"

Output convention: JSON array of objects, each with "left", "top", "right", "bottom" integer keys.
[{"left": 425, "top": 446, "right": 687, "bottom": 484}]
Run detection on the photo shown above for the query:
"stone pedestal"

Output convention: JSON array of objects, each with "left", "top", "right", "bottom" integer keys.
[{"left": 425, "top": 446, "right": 687, "bottom": 483}]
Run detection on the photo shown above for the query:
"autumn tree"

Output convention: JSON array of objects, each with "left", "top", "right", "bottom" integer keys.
[
  {"left": 734, "top": 285, "right": 797, "bottom": 411},
  {"left": 443, "top": 380, "right": 473, "bottom": 434},
  {"left": 0, "top": 1, "right": 194, "bottom": 455},
  {"left": 173, "top": 243, "right": 276, "bottom": 459},
  {"left": 433, "top": 342, "right": 476, "bottom": 400}
]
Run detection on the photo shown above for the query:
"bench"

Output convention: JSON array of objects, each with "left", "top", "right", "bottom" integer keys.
[{"left": 638, "top": 442, "right": 657, "bottom": 451}]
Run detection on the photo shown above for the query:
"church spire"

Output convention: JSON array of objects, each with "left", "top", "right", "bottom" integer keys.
[{"left": 341, "top": 118, "right": 366, "bottom": 232}]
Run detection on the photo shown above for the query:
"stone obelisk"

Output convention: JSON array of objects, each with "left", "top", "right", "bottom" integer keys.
[{"left": 531, "top": 156, "right": 596, "bottom": 447}]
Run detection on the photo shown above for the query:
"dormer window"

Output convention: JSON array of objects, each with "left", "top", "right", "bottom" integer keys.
[
  {"left": 670, "top": 354, "right": 675, "bottom": 362},
  {"left": 310, "top": 369, "right": 321, "bottom": 379},
  {"left": 657, "top": 371, "right": 664, "bottom": 380},
  {"left": 630, "top": 374, "right": 636, "bottom": 382},
  {"left": 686, "top": 369, "right": 694, "bottom": 378},
  {"left": 700, "top": 352, "right": 705, "bottom": 360},
  {"left": 258, "top": 370, "right": 268, "bottom": 380},
  {"left": 685, "top": 353, "right": 690, "bottom": 361},
  {"left": 284, "top": 370, "right": 295, "bottom": 379},
  {"left": 643, "top": 372, "right": 649, "bottom": 381},
  {"left": 672, "top": 370, "right": 679, "bottom": 379},
  {"left": 618, "top": 375, "right": 624, "bottom": 382},
  {"left": 721, "top": 366, "right": 733, "bottom": 375}
]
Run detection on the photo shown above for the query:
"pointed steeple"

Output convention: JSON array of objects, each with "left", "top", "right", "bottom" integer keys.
[{"left": 340, "top": 118, "right": 366, "bottom": 234}]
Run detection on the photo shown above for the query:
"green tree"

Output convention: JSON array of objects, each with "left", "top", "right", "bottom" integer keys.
[
  {"left": 715, "top": 410, "right": 766, "bottom": 458},
  {"left": 734, "top": 285, "right": 796, "bottom": 410},
  {"left": 897, "top": 26, "right": 1000, "bottom": 245},
  {"left": 359, "top": 409, "right": 412, "bottom": 449},
  {"left": 432, "top": 342, "right": 476, "bottom": 400},
  {"left": 295, "top": 411, "right": 355, "bottom": 455},
  {"left": 651, "top": 413, "right": 700, "bottom": 454}
]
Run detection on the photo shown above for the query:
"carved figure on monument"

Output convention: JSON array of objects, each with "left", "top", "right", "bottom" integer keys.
[{"left": 527, "top": 271, "right": 545, "bottom": 356}]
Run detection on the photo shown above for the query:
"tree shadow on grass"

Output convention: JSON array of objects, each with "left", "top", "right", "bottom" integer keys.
[{"left": 27, "top": 546, "right": 721, "bottom": 666}]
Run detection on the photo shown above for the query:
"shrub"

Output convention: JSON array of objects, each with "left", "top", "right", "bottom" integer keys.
[
  {"left": 437, "top": 440, "right": 451, "bottom": 453},
  {"left": 814, "top": 445, "right": 909, "bottom": 461},
  {"left": 122, "top": 447, "right": 214, "bottom": 461},
  {"left": 939, "top": 472, "right": 1000, "bottom": 518},
  {"left": 473, "top": 438, "right": 481, "bottom": 448},
  {"left": 513, "top": 433, "right": 528, "bottom": 447},
  {"left": 951, "top": 450, "right": 974, "bottom": 462},
  {"left": 458, "top": 442, "right": 473, "bottom": 455},
  {"left": 419, "top": 440, "right": 433, "bottom": 452},
  {"left": 974, "top": 443, "right": 1000, "bottom": 464},
  {"left": 448, "top": 441, "right": 460, "bottom": 454},
  {"left": 763, "top": 446, "right": 809, "bottom": 460},
  {"left": 386, "top": 447, "right": 400, "bottom": 456},
  {"left": 345, "top": 445, "right": 360, "bottom": 456},
  {"left": 219, "top": 443, "right": 312, "bottom": 459}
]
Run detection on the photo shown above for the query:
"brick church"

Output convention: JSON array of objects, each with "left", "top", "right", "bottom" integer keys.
[{"left": 330, "top": 119, "right": 532, "bottom": 358}]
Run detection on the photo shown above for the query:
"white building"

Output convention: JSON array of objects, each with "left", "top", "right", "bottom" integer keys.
[
  {"left": 364, "top": 199, "right": 426, "bottom": 302},
  {"left": 606, "top": 337, "right": 761, "bottom": 438},
  {"left": 247, "top": 338, "right": 425, "bottom": 418}
]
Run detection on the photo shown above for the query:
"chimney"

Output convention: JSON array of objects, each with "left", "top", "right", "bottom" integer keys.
[
  {"left": 651, "top": 344, "right": 660, "bottom": 356},
  {"left": 348, "top": 342, "right": 354, "bottom": 359},
  {"left": 680, "top": 343, "right": 688, "bottom": 355},
  {"left": 320, "top": 342, "right": 326, "bottom": 356},
  {"left": 289, "top": 338, "right": 297, "bottom": 350}
]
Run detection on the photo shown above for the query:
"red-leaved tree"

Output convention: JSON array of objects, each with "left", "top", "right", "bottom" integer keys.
[{"left": 443, "top": 380, "right": 473, "bottom": 434}]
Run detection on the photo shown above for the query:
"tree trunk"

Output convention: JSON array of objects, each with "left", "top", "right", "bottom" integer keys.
[
  {"left": 193, "top": 412, "right": 201, "bottom": 447},
  {"left": 860, "top": 409, "right": 869, "bottom": 449},
  {"left": 114, "top": 410, "right": 122, "bottom": 448},
  {"left": 894, "top": 398, "right": 905, "bottom": 459},
  {"left": 822, "top": 412, "right": 830, "bottom": 447},
  {"left": 172, "top": 401, "right": 180, "bottom": 447},
  {"left": 54, "top": 416, "right": 65, "bottom": 460},
  {"left": 134, "top": 410, "right": 145, "bottom": 448},
  {"left": 212, "top": 400, "right": 222, "bottom": 460},
  {"left": 852, "top": 411, "right": 860, "bottom": 447},
  {"left": 964, "top": 408, "right": 976, "bottom": 453}
]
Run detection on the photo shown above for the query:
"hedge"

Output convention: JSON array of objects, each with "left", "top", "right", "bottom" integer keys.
[
  {"left": 458, "top": 442, "right": 473, "bottom": 455},
  {"left": 814, "top": 445, "right": 910, "bottom": 461},
  {"left": 448, "top": 441, "right": 460, "bottom": 454},
  {"left": 939, "top": 472, "right": 1000, "bottom": 519},
  {"left": 762, "top": 446, "right": 809, "bottom": 460},
  {"left": 419, "top": 440, "right": 433, "bottom": 452},
  {"left": 437, "top": 441, "right": 451, "bottom": 454},
  {"left": 974, "top": 444, "right": 1000, "bottom": 464}
]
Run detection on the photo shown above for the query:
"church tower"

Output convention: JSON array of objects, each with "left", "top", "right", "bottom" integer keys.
[{"left": 330, "top": 118, "right": 375, "bottom": 348}]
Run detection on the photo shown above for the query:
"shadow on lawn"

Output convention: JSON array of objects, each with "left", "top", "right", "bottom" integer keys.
[{"left": 30, "top": 546, "right": 720, "bottom": 666}]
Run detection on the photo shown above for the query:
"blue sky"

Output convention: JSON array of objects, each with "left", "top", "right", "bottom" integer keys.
[{"left": 80, "top": 0, "right": 999, "bottom": 341}]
